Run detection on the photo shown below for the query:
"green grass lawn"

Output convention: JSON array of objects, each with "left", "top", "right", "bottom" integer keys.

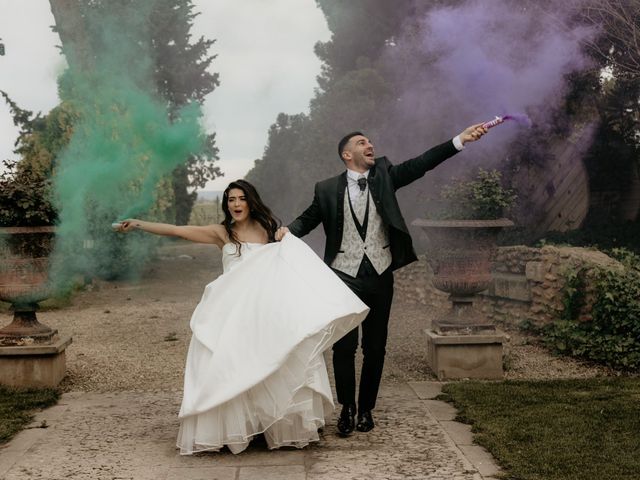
[
  {"left": 440, "top": 378, "right": 640, "bottom": 480},
  {"left": 0, "top": 386, "right": 59, "bottom": 444}
]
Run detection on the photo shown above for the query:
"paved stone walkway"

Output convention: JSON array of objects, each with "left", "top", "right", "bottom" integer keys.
[{"left": 0, "top": 381, "right": 501, "bottom": 480}]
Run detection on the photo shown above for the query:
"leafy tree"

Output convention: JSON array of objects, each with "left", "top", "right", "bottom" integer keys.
[
  {"left": 576, "top": 0, "right": 640, "bottom": 80},
  {"left": 247, "top": 0, "right": 411, "bottom": 223},
  {"left": 314, "top": 0, "right": 415, "bottom": 82},
  {"left": 49, "top": 0, "right": 221, "bottom": 224},
  {"left": 246, "top": 0, "right": 637, "bottom": 246},
  {"left": 564, "top": 0, "right": 640, "bottom": 226},
  {"left": 42, "top": 0, "right": 217, "bottom": 280},
  {"left": 149, "top": 0, "right": 221, "bottom": 224},
  {"left": 0, "top": 91, "right": 75, "bottom": 226}
]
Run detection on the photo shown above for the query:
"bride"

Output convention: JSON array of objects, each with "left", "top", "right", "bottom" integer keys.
[{"left": 117, "top": 179, "right": 368, "bottom": 454}]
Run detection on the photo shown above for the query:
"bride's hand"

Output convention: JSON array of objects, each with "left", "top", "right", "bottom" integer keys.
[
  {"left": 117, "top": 219, "right": 139, "bottom": 233},
  {"left": 275, "top": 226, "right": 289, "bottom": 241}
]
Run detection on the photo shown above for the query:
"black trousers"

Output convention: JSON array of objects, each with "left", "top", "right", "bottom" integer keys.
[{"left": 332, "top": 258, "right": 394, "bottom": 412}]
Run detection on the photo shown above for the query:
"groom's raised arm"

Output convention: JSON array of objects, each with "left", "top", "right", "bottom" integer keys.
[
  {"left": 388, "top": 139, "right": 459, "bottom": 190},
  {"left": 389, "top": 123, "right": 488, "bottom": 190}
]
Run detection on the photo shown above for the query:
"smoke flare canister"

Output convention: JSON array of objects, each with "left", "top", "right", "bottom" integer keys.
[{"left": 482, "top": 116, "right": 504, "bottom": 129}]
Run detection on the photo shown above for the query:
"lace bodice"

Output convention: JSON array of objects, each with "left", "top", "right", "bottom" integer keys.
[{"left": 221, "top": 242, "right": 265, "bottom": 273}]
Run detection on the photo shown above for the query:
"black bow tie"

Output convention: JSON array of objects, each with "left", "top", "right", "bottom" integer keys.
[{"left": 357, "top": 177, "right": 367, "bottom": 191}]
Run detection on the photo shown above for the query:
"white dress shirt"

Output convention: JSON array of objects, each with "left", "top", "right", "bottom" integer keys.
[{"left": 346, "top": 168, "right": 370, "bottom": 201}]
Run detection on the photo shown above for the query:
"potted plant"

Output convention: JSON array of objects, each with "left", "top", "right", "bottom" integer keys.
[
  {"left": 0, "top": 158, "right": 58, "bottom": 345},
  {"left": 413, "top": 168, "right": 516, "bottom": 333},
  {"left": 412, "top": 168, "right": 516, "bottom": 379}
]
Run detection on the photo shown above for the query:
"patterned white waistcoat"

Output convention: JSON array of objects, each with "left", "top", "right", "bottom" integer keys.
[{"left": 331, "top": 191, "right": 392, "bottom": 277}]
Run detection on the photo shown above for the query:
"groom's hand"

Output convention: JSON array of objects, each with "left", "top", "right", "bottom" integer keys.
[
  {"left": 459, "top": 123, "right": 488, "bottom": 144},
  {"left": 275, "top": 226, "right": 290, "bottom": 241}
]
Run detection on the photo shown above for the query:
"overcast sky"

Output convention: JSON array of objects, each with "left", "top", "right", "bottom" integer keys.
[{"left": 0, "top": 0, "right": 330, "bottom": 190}]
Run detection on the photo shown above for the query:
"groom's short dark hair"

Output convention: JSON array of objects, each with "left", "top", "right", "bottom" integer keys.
[{"left": 338, "top": 131, "right": 364, "bottom": 161}]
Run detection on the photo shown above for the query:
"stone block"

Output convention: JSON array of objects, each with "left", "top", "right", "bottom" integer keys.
[
  {"left": 425, "top": 330, "right": 505, "bottom": 380},
  {"left": 525, "top": 261, "right": 545, "bottom": 282},
  {"left": 0, "top": 336, "right": 72, "bottom": 388},
  {"left": 484, "top": 272, "right": 531, "bottom": 302}
]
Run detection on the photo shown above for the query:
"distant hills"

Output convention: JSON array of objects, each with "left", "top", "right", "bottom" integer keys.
[{"left": 196, "top": 190, "right": 223, "bottom": 202}]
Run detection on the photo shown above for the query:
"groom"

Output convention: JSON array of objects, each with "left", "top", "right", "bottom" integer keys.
[{"left": 276, "top": 123, "right": 487, "bottom": 435}]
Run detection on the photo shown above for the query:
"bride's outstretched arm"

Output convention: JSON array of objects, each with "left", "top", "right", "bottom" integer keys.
[{"left": 118, "top": 219, "right": 227, "bottom": 247}]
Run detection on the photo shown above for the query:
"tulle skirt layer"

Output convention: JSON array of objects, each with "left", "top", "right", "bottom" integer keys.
[{"left": 176, "top": 235, "right": 369, "bottom": 455}]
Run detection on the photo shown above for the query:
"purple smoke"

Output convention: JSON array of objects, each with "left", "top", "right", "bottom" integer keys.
[
  {"left": 378, "top": 0, "right": 595, "bottom": 161},
  {"left": 373, "top": 0, "right": 597, "bottom": 239},
  {"left": 502, "top": 114, "right": 533, "bottom": 128}
]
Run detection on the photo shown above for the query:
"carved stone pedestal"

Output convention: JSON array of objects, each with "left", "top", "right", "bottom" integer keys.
[
  {"left": 425, "top": 329, "right": 505, "bottom": 380},
  {"left": 413, "top": 218, "right": 513, "bottom": 380},
  {"left": 0, "top": 226, "right": 72, "bottom": 387},
  {"left": 0, "top": 336, "right": 72, "bottom": 388}
]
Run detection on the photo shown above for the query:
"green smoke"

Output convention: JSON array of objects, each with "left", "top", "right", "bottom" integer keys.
[{"left": 49, "top": 2, "right": 207, "bottom": 290}]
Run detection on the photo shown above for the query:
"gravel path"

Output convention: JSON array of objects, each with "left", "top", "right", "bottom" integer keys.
[
  {"left": 1, "top": 240, "right": 613, "bottom": 480},
  {"left": 22, "top": 240, "right": 612, "bottom": 394}
]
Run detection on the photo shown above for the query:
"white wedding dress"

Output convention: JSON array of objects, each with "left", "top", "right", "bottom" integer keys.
[{"left": 176, "top": 234, "right": 369, "bottom": 454}]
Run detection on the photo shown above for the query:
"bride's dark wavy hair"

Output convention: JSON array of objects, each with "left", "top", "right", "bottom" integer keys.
[{"left": 221, "top": 180, "right": 280, "bottom": 253}]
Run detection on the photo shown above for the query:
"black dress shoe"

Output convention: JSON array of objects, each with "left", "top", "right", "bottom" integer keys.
[
  {"left": 337, "top": 404, "right": 356, "bottom": 436},
  {"left": 356, "top": 410, "right": 374, "bottom": 432}
]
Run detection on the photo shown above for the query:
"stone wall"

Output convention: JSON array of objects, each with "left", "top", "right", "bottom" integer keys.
[
  {"left": 393, "top": 254, "right": 449, "bottom": 312},
  {"left": 394, "top": 245, "right": 623, "bottom": 328}
]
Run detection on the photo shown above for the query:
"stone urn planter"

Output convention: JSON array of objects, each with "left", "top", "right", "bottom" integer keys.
[
  {"left": 0, "top": 226, "right": 57, "bottom": 344},
  {"left": 0, "top": 226, "right": 72, "bottom": 387},
  {"left": 412, "top": 218, "right": 513, "bottom": 380}
]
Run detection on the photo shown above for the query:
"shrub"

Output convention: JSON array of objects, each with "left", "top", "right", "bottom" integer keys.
[
  {"left": 537, "top": 222, "right": 640, "bottom": 254},
  {"left": 543, "top": 248, "right": 640, "bottom": 370},
  {"left": 432, "top": 168, "right": 517, "bottom": 220},
  {"left": 0, "top": 159, "right": 57, "bottom": 227}
]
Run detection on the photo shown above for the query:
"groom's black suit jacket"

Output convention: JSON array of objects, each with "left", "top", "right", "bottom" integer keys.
[{"left": 289, "top": 139, "right": 460, "bottom": 272}]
